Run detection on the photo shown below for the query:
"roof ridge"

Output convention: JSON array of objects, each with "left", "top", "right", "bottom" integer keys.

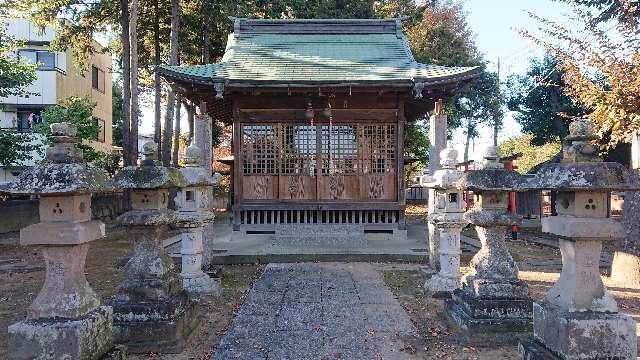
[{"left": 232, "top": 17, "right": 402, "bottom": 37}]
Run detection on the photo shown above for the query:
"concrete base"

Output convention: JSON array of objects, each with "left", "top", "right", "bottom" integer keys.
[
  {"left": 610, "top": 250, "right": 640, "bottom": 288},
  {"left": 531, "top": 301, "right": 637, "bottom": 360},
  {"left": 425, "top": 274, "right": 458, "bottom": 298},
  {"left": 274, "top": 224, "right": 368, "bottom": 248},
  {"left": 8, "top": 305, "right": 113, "bottom": 360},
  {"left": 183, "top": 213, "right": 427, "bottom": 265},
  {"left": 182, "top": 273, "right": 222, "bottom": 296},
  {"left": 445, "top": 289, "right": 532, "bottom": 345},
  {"left": 112, "top": 291, "right": 200, "bottom": 354}
]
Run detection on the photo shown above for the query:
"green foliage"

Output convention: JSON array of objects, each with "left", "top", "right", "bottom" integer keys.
[
  {"left": 0, "top": 19, "right": 40, "bottom": 168},
  {"left": 37, "top": 96, "right": 122, "bottom": 174},
  {"left": 0, "top": 22, "right": 37, "bottom": 98},
  {"left": 500, "top": 134, "right": 561, "bottom": 174},
  {"left": 404, "top": 121, "right": 429, "bottom": 181},
  {"left": 0, "top": 132, "right": 43, "bottom": 167},
  {"left": 505, "top": 54, "right": 587, "bottom": 145},
  {"left": 407, "top": 1, "right": 480, "bottom": 67},
  {"left": 92, "top": 151, "right": 122, "bottom": 176}
]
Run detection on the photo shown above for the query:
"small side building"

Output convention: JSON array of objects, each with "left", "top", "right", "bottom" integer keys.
[{"left": 159, "top": 18, "right": 479, "bottom": 239}]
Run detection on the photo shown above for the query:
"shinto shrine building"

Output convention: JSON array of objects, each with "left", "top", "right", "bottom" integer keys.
[{"left": 158, "top": 18, "right": 479, "bottom": 238}]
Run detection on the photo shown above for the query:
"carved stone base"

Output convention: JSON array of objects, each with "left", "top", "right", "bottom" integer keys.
[
  {"left": 8, "top": 305, "right": 113, "bottom": 360},
  {"left": 182, "top": 273, "right": 222, "bottom": 295},
  {"left": 445, "top": 288, "right": 532, "bottom": 345},
  {"left": 519, "top": 338, "right": 560, "bottom": 359},
  {"left": 530, "top": 301, "right": 637, "bottom": 360},
  {"left": 112, "top": 291, "right": 200, "bottom": 353}
]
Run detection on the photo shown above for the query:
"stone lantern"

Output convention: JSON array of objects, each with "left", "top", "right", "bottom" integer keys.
[
  {"left": 175, "top": 144, "right": 221, "bottom": 294},
  {"left": 519, "top": 120, "right": 638, "bottom": 359},
  {"left": 111, "top": 141, "right": 199, "bottom": 353},
  {"left": 424, "top": 147, "right": 466, "bottom": 297},
  {"left": 4, "top": 123, "right": 113, "bottom": 360},
  {"left": 446, "top": 145, "right": 532, "bottom": 342}
]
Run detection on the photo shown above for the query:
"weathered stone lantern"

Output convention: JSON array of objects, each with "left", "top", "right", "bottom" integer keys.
[
  {"left": 424, "top": 148, "right": 466, "bottom": 297},
  {"left": 446, "top": 145, "right": 532, "bottom": 342},
  {"left": 111, "top": 141, "right": 199, "bottom": 353},
  {"left": 3, "top": 123, "right": 113, "bottom": 360},
  {"left": 519, "top": 119, "right": 638, "bottom": 359},
  {"left": 175, "top": 144, "right": 221, "bottom": 295}
]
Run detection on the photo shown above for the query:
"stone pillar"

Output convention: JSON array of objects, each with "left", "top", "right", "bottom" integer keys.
[
  {"left": 194, "top": 113, "right": 213, "bottom": 174},
  {"left": 424, "top": 148, "right": 466, "bottom": 297},
  {"left": 520, "top": 120, "right": 638, "bottom": 359},
  {"left": 176, "top": 144, "right": 221, "bottom": 295},
  {"left": 611, "top": 130, "right": 640, "bottom": 287},
  {"left": 4, "top": 123, "right": 114, "bottom": 360},
  {"left": 427, "top": 103, "right": 447, "bottom": 271},
  {"left": 111, "top": 142, "right": 200, "bottom": 353},
  {"left": 445, "top": 146, "right": 532, "bottom": 344}
]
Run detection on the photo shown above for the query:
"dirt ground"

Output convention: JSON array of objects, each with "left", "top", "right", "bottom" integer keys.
[
  {"left": 1, "top": 206, "right": 639, "bottom": 359},
  {"left": 0, "top": 224, "right": 265, "bottom": 360}
]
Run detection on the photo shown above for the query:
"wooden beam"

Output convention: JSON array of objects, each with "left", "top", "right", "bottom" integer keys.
[
  {"left": 234, "top": 202, "right": 404, "bottom": 211},
  {"left": 238, "top": 108, "right": 398, "bottom": 123}
]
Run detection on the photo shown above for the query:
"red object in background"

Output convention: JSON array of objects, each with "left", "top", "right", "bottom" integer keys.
[{"left": 504, "top": 158, "right": 519, "bottom": 237}]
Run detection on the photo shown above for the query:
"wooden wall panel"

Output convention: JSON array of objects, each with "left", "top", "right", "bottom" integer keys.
[
  {"left": 278, "top": 175, "right": 316, "bottom": 201},
  {"left": 242, "top": 176, "right": 278, "bottom": 200},
  {"left": 359, "top": 174, "right": 396, "bottom": 201},
  {"left": 317, "top": 175, "right": 360, "bottom": 200}
]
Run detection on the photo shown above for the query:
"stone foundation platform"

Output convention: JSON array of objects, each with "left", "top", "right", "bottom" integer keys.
[
  {"left": 445, "top": 289, "right": 532, "bottom": 345},
  {"left": 183, "top": 273, "right": 222, "bottom": 295},
  {"left": 8, "top": 305, "right": 113, "bottom": 360},
  {"left": 112, "top": 291, "right": 200, "bottom": 354},
  {"left": 529, "top": 301, "right": 637, "bottom": 360}
]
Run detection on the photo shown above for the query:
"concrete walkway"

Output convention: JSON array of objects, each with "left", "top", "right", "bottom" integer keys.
[{"left": 212, "top": 263, "right": 423, "bottom": 360}]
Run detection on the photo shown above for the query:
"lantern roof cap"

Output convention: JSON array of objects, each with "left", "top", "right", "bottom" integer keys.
[
  {"left": 113, "top": 141, "right": 186, "bottom": 189},
  {"left": 1, "top": 122, "right": 112, "bottom": 195},
  {"left": 456, "top": 146, "right": 528, "bottom": 192},
  {"left": 528, "top": 119, "right": 640, "bottom": 191}
]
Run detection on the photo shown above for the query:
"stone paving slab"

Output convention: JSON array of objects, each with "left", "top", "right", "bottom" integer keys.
[{"left": 211, "top": 262, "right": 423, "bottom": 360}]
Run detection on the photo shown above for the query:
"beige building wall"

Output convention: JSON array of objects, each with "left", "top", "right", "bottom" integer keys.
[{"left": 56, "top": 42, "right": 113, "bottom": 153}]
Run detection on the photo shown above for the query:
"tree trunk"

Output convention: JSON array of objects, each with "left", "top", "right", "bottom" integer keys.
[
  {"left": 172, "top": 94, "right": 181, "bottom": 167},
  {"left": 120, "top": 0, "right": 132, "bottom": 166},
  {"left": 153, "top": 0, "right": 162, "bottom": 147},
  {"left": 162, "top": 0, "right": 180, "bottom": 166},
  {"left": 187, "top": 101, "right": 194, "bottom": 142},
  {"left": 129, "top": 0, "right": 139, "bottom": 165},
  {"left": 464, "top": 120, "right": 472, "bottom": 163},
  {"left": 202, "top": 0, "right": 211, "bottom": 64}
]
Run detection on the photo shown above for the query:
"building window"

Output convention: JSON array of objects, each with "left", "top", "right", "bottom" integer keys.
[
  {"left": 18, "top": 50, "right": 55, "bottom": 70},
  {"left": 92, "top": 65, "right": 105, "bottom": 93},
  {"left": 95, "top": 118, "right": 105, "bottom": 142},
  {"left": 16, "top": 110, "right": 42, "bottom": 132}
]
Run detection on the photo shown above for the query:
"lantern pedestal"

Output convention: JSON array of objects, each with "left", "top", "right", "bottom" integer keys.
[
  {"left": 111, "top": 218, "right": 200, "bottom": 353},
  {"left": 518, "top": 301, "right": 637, "bottom": 360},
  {"left": 8, "top": 306, "right": 114, "bottom": 360},
  {"left": 518, "top": 119, "right": 639, "bottom": 359},
  {"left": 425, "top": 219, "right": 465, "bottom": 297},
  {"left": 2, "top": 123, "right": 116, "bottom": 360},
  {"left": 178, "top": 223, "right": 221, "bottom": 295},
  {"left": 445, "top": 211, "right": 532, "bottom": 344},
  {"left": 175, "top": 144, "right": 222, "bottom": 296}
]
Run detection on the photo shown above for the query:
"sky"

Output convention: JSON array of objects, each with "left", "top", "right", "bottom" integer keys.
[
  {"left": 451, "top": 0, "right": 574, "bottom": 162},
  {"left": 136, "top": 0, "right": 577, "bottom": 162}
]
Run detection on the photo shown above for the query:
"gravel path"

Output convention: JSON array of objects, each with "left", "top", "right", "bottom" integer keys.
[{"left": 212, "top": 262, "right": 423, "bottom": 360}]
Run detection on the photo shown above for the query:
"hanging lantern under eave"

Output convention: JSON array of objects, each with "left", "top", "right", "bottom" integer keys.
[{"left": 304, "top": 101, "right": 314, "bottom": 125}]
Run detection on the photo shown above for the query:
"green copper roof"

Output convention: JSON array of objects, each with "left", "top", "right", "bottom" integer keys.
[{"left": 158, "top": 18, "right": 480, "bottom": 90}]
